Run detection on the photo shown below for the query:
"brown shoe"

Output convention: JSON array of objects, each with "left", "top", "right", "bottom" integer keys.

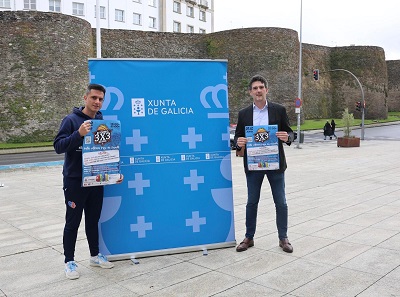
[
  {"left": 279, "top": 238, "right": 293, "bottom": 253},
  {"left": 236, "top": 238, "right": 254, "bottom": 252}
]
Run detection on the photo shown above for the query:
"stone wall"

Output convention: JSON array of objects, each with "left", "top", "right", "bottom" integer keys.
[
  {"left": 301, "top": 45, "right": 389, "bottom": 120},
  {"left": 99, "top": 29, "right": 208, "bottom": 59},
  {"left": 300, "top": 44, "right": 333, "bottom": 119},
  {"left": 0, "top": 11, "right": 398, "bottom": 142},
  {"left": 204, "top": 28, "right": 300, "bottom": 122},
  {"left": 329, "top": 46, "right": 388, "bottom": 119},
  {"left": 0, "top": 11, "right": 93, "bottom": 142},
  {"left": 98, "top": 27, "right": 390, "bottom": 123},
  {"left": 387, "top": 60, "right": 400, "bottom": 111}
]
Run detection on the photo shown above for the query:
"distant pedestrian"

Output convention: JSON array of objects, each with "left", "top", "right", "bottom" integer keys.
[
  {"left": 323, "top": 121, "right": 332, "bottom": 140},
  {"left": 331, "top": 119, "right": 337, "bottom": 139}
]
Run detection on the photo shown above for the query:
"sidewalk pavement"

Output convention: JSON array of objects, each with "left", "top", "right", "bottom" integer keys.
[{"left": 1, "top": 139, "right": 400, "bottom": 297}]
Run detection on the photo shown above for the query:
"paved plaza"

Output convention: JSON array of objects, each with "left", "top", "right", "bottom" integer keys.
[{"left": 1, "top": 138, "right": 400, "bottom": 296}]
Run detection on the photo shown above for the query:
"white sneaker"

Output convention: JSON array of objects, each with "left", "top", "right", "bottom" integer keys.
[
  {"left": 65, "top": 261, "right": 79, "bottom": 280},
  {"left": 90, "top": 253, "right": 114, "bottom": 269}
]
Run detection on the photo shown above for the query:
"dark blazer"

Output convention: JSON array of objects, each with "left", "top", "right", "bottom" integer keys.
[{"left": 234, "top": 101, "right": 294, "bottom": 173}]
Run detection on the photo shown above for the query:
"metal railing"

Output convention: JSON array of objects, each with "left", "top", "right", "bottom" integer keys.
[
  {"left": 198, "top": 0, "right": 209, "bottom": 8},
  {"left": 185, "top": 0, "right": 198, "bottom": 5}
]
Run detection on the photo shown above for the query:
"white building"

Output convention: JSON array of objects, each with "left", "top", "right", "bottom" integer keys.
[{"left": 0, "top": 0, "right": 214, "bottom": 33}]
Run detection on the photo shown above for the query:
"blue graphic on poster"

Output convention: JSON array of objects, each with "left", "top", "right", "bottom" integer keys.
[
  {"left": 82, "top": 120, "right": 121, "bottom": 187},
  {"left": 245, "top": 125, "right": 279, "bottom": 171},
  {"left": 88, "top": 59, "right": 235, "bottom": 258}
]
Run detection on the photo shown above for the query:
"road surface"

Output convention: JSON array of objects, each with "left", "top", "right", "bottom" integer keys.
[{"left": 1, "top": 123, "right": 399, "bottom": 166}]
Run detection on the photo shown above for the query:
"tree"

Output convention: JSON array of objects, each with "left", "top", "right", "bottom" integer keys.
[{"left": 342, "top": 108, "right": 355, "bottom": 138}]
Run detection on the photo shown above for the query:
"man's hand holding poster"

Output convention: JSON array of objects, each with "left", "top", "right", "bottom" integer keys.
[
  {"left": 245, "top": 125, "right": 279, "bottom": 171},
  {"left": 82, "top": 120, "right": 121, "bottom": 187}
]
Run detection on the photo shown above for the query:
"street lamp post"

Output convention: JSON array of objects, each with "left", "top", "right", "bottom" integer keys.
[
  {"left": 296, "top": 0, "right": 303, "bottom": 149},
  {"left": 329, "top": 69, "right": 365, "bottom": 140},
  {"left": 96, "top": 0, "right": 101, "bottom": 58}
]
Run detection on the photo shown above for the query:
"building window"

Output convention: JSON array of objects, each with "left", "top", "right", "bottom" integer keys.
[
  {"left": 199, "top": 28, "right": 206, "bottom": 34},
  {"left": 187, "top": 25, "right": 194, "bottom": 33},
  {"left": 173, "top": 1, "right": 181, "bottom": 13},
  {"left": 148, "top": 0, "right": 156, "bottom": 7},
  {"left": 199, "top": 10, "right": 206, "bottom": 21},
  {"left": 94, "top": 6, "right": 106, "bottom": 19},
  {"left": 173, "top": 21, "right": 181, "bottom": 33},
  {"left": 133, "top": 13, "right": 141, "bottom": 25},
  {"left": 0, "top": 0, "right": 11, "bottom": 8},
  {"left": 72, "top": 2, "right": 84, "bottom": 16},
  {"left": 186, "top": 5, "right": 194, "bottom": 17},
  {"left": 24, "top": 0, "right": 36, "bottom": 10},
  {"left": 149, "top": 16, "right": 156, "bottom": 28},
  {"left": 115, "top": 9, "right": 124, "bottom": 22},
  {"left": 49, "top": 0, "right": 61, "bottom": 12}
]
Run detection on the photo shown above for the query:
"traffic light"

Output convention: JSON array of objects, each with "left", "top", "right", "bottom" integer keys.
[
  {"left": 355, "top": 101, "right": 361, "bottom": 111},
  {"left": 313, "top": 69, "right": 319, "bottom": 81}
]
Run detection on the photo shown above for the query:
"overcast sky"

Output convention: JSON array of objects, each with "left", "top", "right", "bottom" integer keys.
[{"left": 213, "top": 0, "right": 400, "bottom": 60}]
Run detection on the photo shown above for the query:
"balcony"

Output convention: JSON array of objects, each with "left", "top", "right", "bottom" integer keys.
[
  {"left": 185, "top": 0, "right": 197, "bottom": 5},
  {"left": 198, "top": 0, "right": 209, "bottom": 8}
]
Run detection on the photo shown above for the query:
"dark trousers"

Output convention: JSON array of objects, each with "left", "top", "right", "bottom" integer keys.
[
  {"left": 63, "top": 178, "right": 104, "bottom": 263},
  {"left": 245, "top": 171, "right": 288, "bottom": 240}
]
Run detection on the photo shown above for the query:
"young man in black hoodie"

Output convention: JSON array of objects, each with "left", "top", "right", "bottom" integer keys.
[{"left": 54, "top": 84, "right": 123, "bottom": 280}]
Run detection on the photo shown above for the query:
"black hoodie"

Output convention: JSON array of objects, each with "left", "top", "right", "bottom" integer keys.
[{"left": 54, "top": 107, "right": 103, "bottom": 179}]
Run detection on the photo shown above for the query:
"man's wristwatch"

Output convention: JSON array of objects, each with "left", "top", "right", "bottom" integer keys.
[{"left": 235, "top": 144, "right": 242, "bottom": 151}]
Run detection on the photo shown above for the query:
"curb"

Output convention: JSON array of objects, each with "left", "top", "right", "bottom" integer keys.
[{"left": 0, "top": 146, "right": 54, "bottom": 155}]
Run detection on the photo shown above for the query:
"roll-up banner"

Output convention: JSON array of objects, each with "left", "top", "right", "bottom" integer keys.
[{"left": 88, "top": 59, "right": 235, "bottom": 260}]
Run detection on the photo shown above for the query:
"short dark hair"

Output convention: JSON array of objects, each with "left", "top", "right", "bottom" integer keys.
[
  {"left": 86, "top": 83, "right": 106, "bottom": 95},
  {"left": 248, "top": 75, "right": 268, "bottom": 90}
]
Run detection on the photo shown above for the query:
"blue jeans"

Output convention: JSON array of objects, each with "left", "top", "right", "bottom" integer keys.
[{"left": 245, "top": 170, "right": 288, "bottom": 240}]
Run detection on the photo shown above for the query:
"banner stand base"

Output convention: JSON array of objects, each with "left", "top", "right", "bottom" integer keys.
[
  {"left": 130, "top": 257, "right": 140, "bottom": 265},
  {"left": 202, "top": 248, "right": 208, "bottom": 256},
  {"left": 107, "top": 241, "right": 236, "bottom": 262}
]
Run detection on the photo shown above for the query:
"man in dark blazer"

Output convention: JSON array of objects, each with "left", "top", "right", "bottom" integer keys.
[{"left": 234, "top": 75, "right": 294, "bottom": 253}]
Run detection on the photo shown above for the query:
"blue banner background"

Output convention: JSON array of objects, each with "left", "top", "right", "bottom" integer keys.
[{"left": 88, "top": 59, "right": 235, "bottom": 257}]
